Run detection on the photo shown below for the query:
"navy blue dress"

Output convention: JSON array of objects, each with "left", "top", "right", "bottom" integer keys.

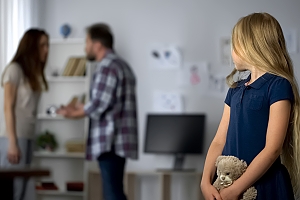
[{"left": 222, "top": 73, "right": 295, "bottom": 200}]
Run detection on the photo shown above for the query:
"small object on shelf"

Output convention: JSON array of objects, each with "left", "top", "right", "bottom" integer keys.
[
  {"left": 36, "top": 130, "right": 58, "bottom": 152},
  {"left": 46, "top": 105, "right": 58, "bottom": 116},
  {"left": 60, "top": 24, "right": 71, "bottom": 38},
  {"left": 36, "top": 181, "right": 59, "bottom": 190},
  {"left": 66, "top": 182, "right": 84, "bottom": 192},
  {"left": 51, "top": 69, "right": 59, "bottom": 77},
  {"left": 65, "top": 138, "right": 85, "bottom": 153}
]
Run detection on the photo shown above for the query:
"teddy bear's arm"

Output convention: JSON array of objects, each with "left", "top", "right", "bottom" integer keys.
[
  {"left": 213, "top": 179, "right": 222, "bottom": 191},
  {"left": 241, "top": 186, "right": 257, "bottom": 200}
]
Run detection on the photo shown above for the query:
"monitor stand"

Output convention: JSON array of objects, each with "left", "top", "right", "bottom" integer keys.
[{"left": 156, "top": 154, "right": 196, "bottom": 172}]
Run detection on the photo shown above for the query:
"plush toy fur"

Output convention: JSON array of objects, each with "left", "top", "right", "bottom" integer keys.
[{"left": 213, "top": 155, "right": 257, "bottom": 200}]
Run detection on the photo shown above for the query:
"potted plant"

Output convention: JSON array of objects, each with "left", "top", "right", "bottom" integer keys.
[{"left": 36, "top": 130, "right": 58, "bottom": 152}]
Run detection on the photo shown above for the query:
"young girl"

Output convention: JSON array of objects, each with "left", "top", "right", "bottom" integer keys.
[
  {"left": 0, "top": 29, "right": 49, "bottom": 200},
  {"left": 201, "top": 13, "right": 300, "bottom": 200}
]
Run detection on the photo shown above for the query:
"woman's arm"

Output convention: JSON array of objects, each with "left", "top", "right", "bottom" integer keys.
[
  {"left": 201, "top": 104, "right": 230, "bottom": 200},
  {"left": 3, "top": 82, "right": 21, "bottom": 164},
  {"left": 220, "top": 100, "right": 291, "bottom": 200}
]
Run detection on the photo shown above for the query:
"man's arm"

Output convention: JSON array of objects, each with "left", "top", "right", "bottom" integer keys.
[
  {"left": 58, "top": 65, "right": 117, "bottom": 119},
  {"left": 84, "top": 66, "right": 117, "bottom": 119}
]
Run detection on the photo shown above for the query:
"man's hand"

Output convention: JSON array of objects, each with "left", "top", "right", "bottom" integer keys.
[
  {"left": 56, "top": 105, "right": 69, "bottom": 116},
  {"left": 56, "top": 103, "right": 85, "bottom": 118}
]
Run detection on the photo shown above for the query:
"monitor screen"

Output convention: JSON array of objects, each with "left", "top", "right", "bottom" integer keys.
[{"left": 144, "top": 114, "right": 205, "bottom": 154}]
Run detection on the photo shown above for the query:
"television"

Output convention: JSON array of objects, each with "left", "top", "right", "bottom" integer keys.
[{"left": 144, "top": 114, "right": 205, "bottom": 171}]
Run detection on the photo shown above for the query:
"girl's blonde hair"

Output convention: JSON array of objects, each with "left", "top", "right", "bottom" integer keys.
[{"left": 227, "top": 12, "right": 300, "bottom": 197}]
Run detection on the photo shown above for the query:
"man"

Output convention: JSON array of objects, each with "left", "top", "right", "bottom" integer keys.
[{"left": 57, "top": 23, "right": 138, "bottom": 200}]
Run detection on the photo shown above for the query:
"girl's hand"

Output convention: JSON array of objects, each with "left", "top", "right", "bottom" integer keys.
[
  {"left": 201, "top": 182, "right": 223, "bottom": 200},
  {"left": 7, "top": 141, "right": 21, "bottom": 164},
  {"left": 220, "top": 186, "right": 240, "bottom": 200}
]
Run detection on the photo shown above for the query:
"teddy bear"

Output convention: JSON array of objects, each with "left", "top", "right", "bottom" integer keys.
[{"left": 213, "top": 155, "right": 257, "bottom": 200}]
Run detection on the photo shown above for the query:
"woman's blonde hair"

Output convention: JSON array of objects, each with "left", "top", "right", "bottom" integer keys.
[{"left": 227, "top": 12, "right": 300, "bottom": 197}]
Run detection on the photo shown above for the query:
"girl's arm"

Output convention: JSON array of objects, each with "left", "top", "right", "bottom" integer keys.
[
  {"left": 220, "top": 100, "right": 291, "bottom": 199},
  {"left": 3, "top": 82, "right": 21, "bottom": 164},
  {"left": 201, "top": 104, "right": 230, "bottom": 200}
]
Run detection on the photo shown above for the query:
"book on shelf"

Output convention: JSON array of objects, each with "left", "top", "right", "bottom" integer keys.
[
  {"left": 62, "top": 57, "right": 77, "bottom": 76},
  {"left": 73, "top": 58, "right": 86, "bottom": 76},
  {"left": 62, "top": 57, "right": 86, "bottom": 76}
]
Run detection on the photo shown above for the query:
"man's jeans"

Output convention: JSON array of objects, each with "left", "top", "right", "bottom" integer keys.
[{"left": 98, "top": 151, "right": 127, "bottom": 200}]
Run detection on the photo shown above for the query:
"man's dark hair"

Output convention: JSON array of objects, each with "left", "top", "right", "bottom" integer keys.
[{"left": 86, "top": 23, "right": 114, "bottom": 49}]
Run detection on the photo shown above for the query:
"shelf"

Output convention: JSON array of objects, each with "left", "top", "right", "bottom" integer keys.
[
  {"left": 47, "top": 76, "right": 87, "bottom": 83},
  {"left": 50, "top": 38, "right": 85, "bottom": 44},
  {"left": 37, "top": 114, "right": 65, "bottom": 120},
  {"left": 36, "top": 190, "right": 84, "bottom": 197},
  {"left": 37, "top": 114, "right": 85, "bottom": 120},
  {"left": 34, "top": 151, "right": 85, "bottom": 159}
]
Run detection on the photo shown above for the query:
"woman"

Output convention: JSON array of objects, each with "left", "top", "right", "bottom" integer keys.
[{"left": 0, "top": 29, "right": 49, "bottom": 200}]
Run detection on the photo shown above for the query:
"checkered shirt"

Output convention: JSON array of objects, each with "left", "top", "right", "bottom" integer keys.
[{"left": 84, "top": 52, "right": 138, "bottom": 160}]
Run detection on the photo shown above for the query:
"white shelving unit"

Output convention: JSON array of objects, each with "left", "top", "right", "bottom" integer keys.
[
  {"left": 46, "top": 76, "right": 87, "bottom": 83},
  {"left": 37, "top": 114, "right": 87, "bottom": 120},
  {"left": 34, "top": 38, "right": 92, "bottom": 200},
  {"left": 34, "top": 151, "right": 85, "bottom": 159},
  {"left": 37, "top": 114, "right": 66, "bottom": 120},
  {"left": 37, "top": 190, "right": 84, "bottom": 197}
]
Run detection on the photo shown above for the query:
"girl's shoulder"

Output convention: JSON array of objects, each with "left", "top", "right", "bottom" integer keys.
[
  {"left": 267, "top": 74, "right": 292, "bottom": 91},
  {"left": 266, "top": 74, "right": 294, "bottom": 104},
  {"left": 269, "top": 74, "right": 289, "bottom": 82}
]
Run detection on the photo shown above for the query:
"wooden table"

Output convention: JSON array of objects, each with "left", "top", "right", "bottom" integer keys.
[{"left": 0, "top": 168, "right": 50, "bottom": 200}]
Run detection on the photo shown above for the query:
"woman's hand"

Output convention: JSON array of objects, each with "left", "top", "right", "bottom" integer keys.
[
  {"left": 219, "top": 186, "right": 240, "bottom": 200},
  {"left": 7, "top": 141, "right": 21, "bottom": 164},
  {"left": 201, "top": 182, "right": 223, "bottom": 200}
]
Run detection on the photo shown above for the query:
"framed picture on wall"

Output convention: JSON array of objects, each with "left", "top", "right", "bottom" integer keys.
[
  {"left": 220, "top": 37, "right": 233, "bottom": 66},
  {"left": 283, "top": 29, "right": 298, "bottom": 54}
]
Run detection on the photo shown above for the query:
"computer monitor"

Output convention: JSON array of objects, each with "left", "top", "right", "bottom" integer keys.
[{"left": 144, "top": 114, "right": 205, "bottom": 171}]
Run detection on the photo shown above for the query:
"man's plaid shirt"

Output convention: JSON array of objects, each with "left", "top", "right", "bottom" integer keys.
[{"left": 84, "top": 51, "right": 138, "bottom": 160}]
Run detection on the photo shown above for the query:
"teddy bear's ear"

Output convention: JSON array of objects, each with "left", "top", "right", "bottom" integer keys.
[
  {"left": 215, "top": 156, "right": 226, "bottom": 166},
  {"left": 242, "top": 160, "right": 248, "bottom": 171}
]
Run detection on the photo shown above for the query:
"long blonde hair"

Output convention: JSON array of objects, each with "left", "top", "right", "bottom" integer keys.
[{"left": 227, "top": 12, "right": 300, "bottom": 197}]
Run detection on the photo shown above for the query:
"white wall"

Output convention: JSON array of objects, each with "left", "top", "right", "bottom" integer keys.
[{"left": 38, "top": 0, "right": 300, "bottom": 199}]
